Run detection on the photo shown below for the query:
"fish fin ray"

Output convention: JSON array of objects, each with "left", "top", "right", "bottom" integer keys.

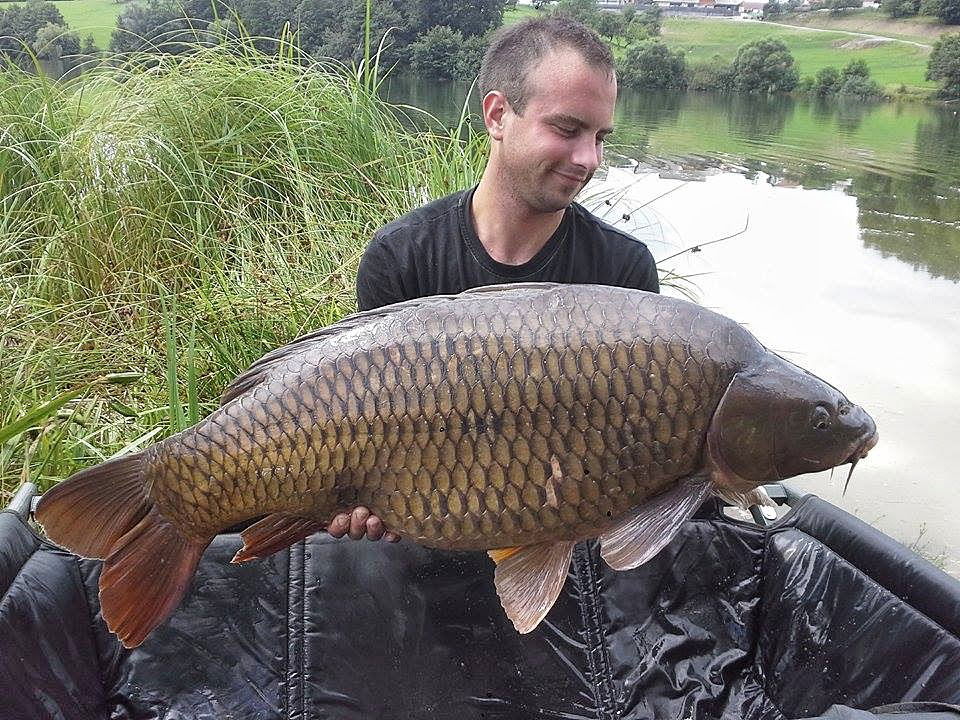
[
  {"left": 600, "top": 476, "right": 712, "bottom": 571},
  {"left": 232, "top": 513, "right": 323, "bottom": 563},
  {"left": 713, "top": 485, "right": 776, "bottom": 510},
  {"left": 35, "top": 453, "right": 150, "bottom": 559},
  {"left": 100, "top": 507, "right": 210, "bottom": 648},
  {"left": 491, "top": 541, "right": 575, "bottom": 634},
  {"left": 487, "top": 546, "right": 523, "bottom": 564}
]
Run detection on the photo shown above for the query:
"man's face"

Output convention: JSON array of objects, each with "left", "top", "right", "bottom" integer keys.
[{"left": 493, "top": 49, "right": 617, "bottom": 214}]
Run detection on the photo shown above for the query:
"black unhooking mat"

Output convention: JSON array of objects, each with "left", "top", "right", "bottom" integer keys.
[{"left": 1, "top": 488, "right": 958, "bottom": 720}]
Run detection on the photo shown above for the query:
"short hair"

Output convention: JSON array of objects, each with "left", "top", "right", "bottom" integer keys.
[{"left": 478, "top": 16, "right": 615, "bottom": 116}]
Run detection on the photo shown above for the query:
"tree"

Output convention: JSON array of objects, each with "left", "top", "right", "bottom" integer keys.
[
  {"left": 881, "top": 0, "right": 919, "bottom": 17},
  {"left": 409, "top": 25, "right": 465, "bottom": 79},
  {"left": 931, "top": 0, "right": 960, "bottom": 23},
  {"left": 841, "top": 58, "right": 871, "bottom": 81},
  {"left": 729, "top": 37, "right": 798, "bottom": 93},
  {"left": 109, "top": 0, "right": 199, "bottom": 53},
  {"left": 812, "top": 65, "right": 840, "bottom": 95},
  {"left": 595, "top": 11, "right": 627, "bottom": 39},
  {"left": 409, "top": 0, "right": 507, "bottom": 38},
  {"left": 552, "top": 0, "right": 600, "bottom": 28},
  {"left": 764, "top": 0, "right": 785, "bottom": 17},
  {"left": 0, "top": 0, "right": 67, "bottom": 63},
  {"left": 828, "top": 0, "right": 862, "bottom": 13},
  {"left": 32, "top": 21, "right": 79, "bottom": 60},
  {"left": 618, "top": 41, "right": 688, "bottom": 90},
  {"left": 927, "top": 32, "right": 960, "bottom": 99}
]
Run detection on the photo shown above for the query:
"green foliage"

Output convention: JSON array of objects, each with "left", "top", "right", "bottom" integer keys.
[
  {"left": 687, "top": 57, "right": 735, "bottom": 91},
  {"left": 881, "top": 0, "right": 920, "bottom": 18},
  {"left": 932, "top": 0, "right": 960, "bottom": 23},
  {"left": 813, "top": 65, "right": 841, "bottom": 95},
  {"left": 32, "top": 22, "right": 80, "bottom": 61},
  {"left": 0, "top": 0, "right": 66, "bottom": 64},
  {"left": 409, "top": 25, "right": 484, "bottom": 80},
  {"left": 764, "top": 0, "right": 784, "bottom": 17},
  {"left": 0, "top": 42, "right": 489, "bottom": 499},
  {"left": 595, "top": 11, "right": 627, "bottom": 39},
  {"left": 551, "top": 0, "right": 600, "bottom": 27},
  {"left": 927, "top": 32, "right": 960, "bottom": 98},
  {"left": 828, "top": 0, "right": 862, "bottom": 13},
  {"left": 807, "top": 59, "right": 885, "bottom": 98},
  {"left": 729, "top": 37, "right": 799, "bottom": 93},
  {"left": 619, "top": 41, "right": 688, "bottom": 90}
]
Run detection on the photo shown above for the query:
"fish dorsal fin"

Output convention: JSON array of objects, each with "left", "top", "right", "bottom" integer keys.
[
  {"left": 231, "top": 513, "right": 324, "bottom": 563},
  {"left": 600, "top": 476, "right": 712, "bottom": 571},
  {"left": 220, "top": 296, "right": 443, "bottom": 406},
  {"left": 488, "top": 541, "right": 576, "bottom": 634}
]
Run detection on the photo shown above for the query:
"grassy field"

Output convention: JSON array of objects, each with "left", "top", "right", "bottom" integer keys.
[
  {"left": 504, "top": 8, "right": 934, "bottom": 91},
  {"left": 773, "top": 8, "right": 954, "bottom": 44},
  {"left": 663, "top": 18, "right": 934, "bottom": 91},
  {"left": 51, "top": 0, "right": 126, "bottom": 49}
]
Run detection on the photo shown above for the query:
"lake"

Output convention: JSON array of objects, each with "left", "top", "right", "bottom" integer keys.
[{"left": 384, "top": 78, "right": 960, "bottom": 577}]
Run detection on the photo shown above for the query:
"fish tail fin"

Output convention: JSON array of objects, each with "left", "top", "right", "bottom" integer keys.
[
  {"left": 36, "top": 453, "right": 211, "bottom": 647},
  {"left": 100, "top": 507, "right": 209, "bottom": 647}
]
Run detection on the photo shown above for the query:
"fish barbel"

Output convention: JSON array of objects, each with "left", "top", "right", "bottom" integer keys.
[{"left": 36, "top": 283, "right": 878, "bottom": 647}]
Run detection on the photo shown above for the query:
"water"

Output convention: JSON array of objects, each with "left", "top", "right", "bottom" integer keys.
[{"left": 382, "top": 78, "right": 960, "bottom": 578}]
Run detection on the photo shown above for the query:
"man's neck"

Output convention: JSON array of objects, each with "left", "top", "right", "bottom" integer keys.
[{"left": 471, "top": 174, "right": 566, "bottom": 266}]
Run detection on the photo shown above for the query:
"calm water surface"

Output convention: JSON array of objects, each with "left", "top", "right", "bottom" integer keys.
[{"left": 384, "top": 79, "right": 960, "bottom": 577}]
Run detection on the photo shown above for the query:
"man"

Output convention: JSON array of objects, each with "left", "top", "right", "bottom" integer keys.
[{"left": 334, "top": 18, "right": 659, "bottom": 541}]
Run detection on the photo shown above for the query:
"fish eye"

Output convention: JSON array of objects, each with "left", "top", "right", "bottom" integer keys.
[{"left": 812, "top": 405, "right": 831, "bottom": 431}]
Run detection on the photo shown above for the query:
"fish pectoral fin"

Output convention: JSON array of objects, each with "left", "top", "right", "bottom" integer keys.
[
  {"left": 232, "top": 513, "right": 324, "bottom": 563},
  {"left": 489, "top": 541, "right": 576, "bottom": 634},
  {"left": 599, "top": 476, "right": 712, "bottom": 571}
]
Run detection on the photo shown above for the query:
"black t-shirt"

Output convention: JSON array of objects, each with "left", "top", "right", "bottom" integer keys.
[{"left": 357, "top": 187, "right": 660, "bottom": 311}]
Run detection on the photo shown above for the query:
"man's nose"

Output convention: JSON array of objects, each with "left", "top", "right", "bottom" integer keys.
[{"left": 571, "top": 135, "right": 601, "bottom": 173}]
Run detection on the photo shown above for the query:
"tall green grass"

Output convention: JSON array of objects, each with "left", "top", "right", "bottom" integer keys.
[{"left": 0, "top": 38, "right": 488, "bottom": 505}]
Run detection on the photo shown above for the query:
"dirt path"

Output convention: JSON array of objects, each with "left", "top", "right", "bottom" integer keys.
[{"left": 755, "top": 19, "right": 933, "bottom": 48}]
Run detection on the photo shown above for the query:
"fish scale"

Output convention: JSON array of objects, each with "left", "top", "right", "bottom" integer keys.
[
  {"left": 37, "top": 282, "right": 878, "bottom": 646},
  {"left": 145, "top": 285, "right": 739, "bottom": 548}
]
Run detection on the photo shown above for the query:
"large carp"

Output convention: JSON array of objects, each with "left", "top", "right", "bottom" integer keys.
[{"left": 37, "top": 283, "right": 877, "bottom": 648}]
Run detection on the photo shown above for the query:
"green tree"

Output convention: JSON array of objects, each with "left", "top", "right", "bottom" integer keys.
[
  {"left": 409, "top": 25, "right": 464, "bottom": 79},
  {"left": 829, "top": 0, "right": 862, "bottom": 13},
  {"left": 927, "top": 32, "right": 960, "bottom": 98},
  {"left": 764, "top": 0, "right": 784, "bottom": 17},
  {"left": 410, "top": 0, "right": 506, "bottom": 37},
  {"left": 552, "top": 0, "right": 600, "bottom": 28},
  {"left": 618, "top": 41, "right": 688, "bottom": 90},
  {"left": 932, "top": 0, "right": 960, "bottom": 23},
  {"left": 109, "top": 0, "right": 198, "bottom": 53},
  {"left": 812, "top": 65, "right": 841, "bottom": 95},
  {"left": 841, "top": 58, "right": 870, "bottom": 80},
  {"left": 32, "top": 21, "right": 79, "bottom": 60},
  {"left": 881, "top": 0, "right": 920, "bottom": 17},
  {"left": 729, "top": 37, "right": 798, "bottom": 93},
  {"left": 595, "top": 11, "right": 626, "bottom": 39},
  {"left": 687, "top": 57, "right": 735, "bottom": 91},
  {"left": 0, "top": 0, "right": 67, "bottom": 63}
]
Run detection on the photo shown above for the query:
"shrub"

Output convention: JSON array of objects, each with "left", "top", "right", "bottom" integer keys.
[
  {"left": 729, "top": 37, "right": 799, "bottom": 93},
  {"left": 618, "top": 41, "right": 688, "bottom": 90},
  {"left": 927, "top": 32, "right": 960, "bottom": 99},
  {"left": 687, "top": 57, "right": 735, "bottom": 91}
]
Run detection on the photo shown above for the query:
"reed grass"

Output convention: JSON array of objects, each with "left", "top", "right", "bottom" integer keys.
[{"left": 0, "top": 36, "right": 488, "bottom": 504}]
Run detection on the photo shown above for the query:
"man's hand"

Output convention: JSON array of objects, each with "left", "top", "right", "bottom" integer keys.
[{"left": 328, "top": 507, "right": 400, "bottom": 542}]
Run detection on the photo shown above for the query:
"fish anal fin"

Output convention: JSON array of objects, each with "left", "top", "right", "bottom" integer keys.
[
  {"left": 100, "top": 507, "right": 211, "bottom": 648},
  {"left": 490, "top": 541, "right": 575, "bottom": 634},
  {"left": 600, "top": 476, "right": 712, "bottom": 571},
  {"left": 232, "top": 513, "right": 323, "bottom": 563}
]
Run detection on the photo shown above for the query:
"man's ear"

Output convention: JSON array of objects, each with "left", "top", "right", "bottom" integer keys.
[{"left": 482, "top": 90, "right": 509, "bottom": 141}]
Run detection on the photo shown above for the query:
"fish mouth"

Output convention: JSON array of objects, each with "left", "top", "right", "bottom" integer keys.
[
  {"left": 841, "top": 430, "right": 879, "bottom": 496},
  {"left": 846, "top": 430, "right": 879, "bottom": 464}
]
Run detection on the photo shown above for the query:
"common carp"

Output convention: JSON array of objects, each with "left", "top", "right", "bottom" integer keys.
[{"left": 36, "top": 283, "right": 878, "bottom": 648}]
